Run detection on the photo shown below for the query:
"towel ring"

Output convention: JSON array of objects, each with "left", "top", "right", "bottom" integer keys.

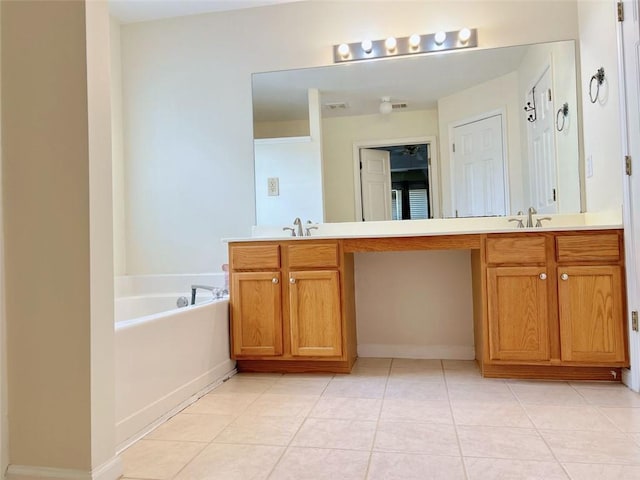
[
  {"left": 556, "top": 103, "right": 569, "bottom": 132},
  {"left": 589, "top": 67, "right": 605, "bottom": 103}
]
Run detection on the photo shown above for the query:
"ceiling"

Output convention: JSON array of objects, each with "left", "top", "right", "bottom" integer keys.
[
  {"left": 109, "top": 0, "right": 304, "bottom": 24},
  {"left": 252, "top": 44, "right": 531, "bottom": 122}
]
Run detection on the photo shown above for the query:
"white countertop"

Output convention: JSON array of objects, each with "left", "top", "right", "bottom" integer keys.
[{"left": 222, "top": 211, "right": 623, "bottom": 243}]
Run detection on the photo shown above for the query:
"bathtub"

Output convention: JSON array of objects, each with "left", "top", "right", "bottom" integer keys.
[{"left": 114, "top": 274, "right": 235, "bottom": 448}]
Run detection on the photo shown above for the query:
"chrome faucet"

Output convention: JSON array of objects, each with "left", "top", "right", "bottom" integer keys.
[
  {"left": 526, "top": 207, "right": 537, "bottom": 228},
  {"left": 293, "top": 217, "right": 304, "bottom": 237}
]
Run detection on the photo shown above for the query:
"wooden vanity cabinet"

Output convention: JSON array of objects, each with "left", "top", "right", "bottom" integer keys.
[
  {"left": 229, "top": 240, "right": 356, "bottom": 372},
  {"left": 482, "top": 230, "right": 628, "bottom": 377}
]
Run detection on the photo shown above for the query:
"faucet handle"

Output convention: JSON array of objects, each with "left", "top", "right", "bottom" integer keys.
[
  {"left": 535, "top": 217, "right": 552, "bottom": 228},
  {"left": 305, "top": 226, "right": 319, "bottom": 236},
  {"left": 282, "top": 227, "right": 296, "bottom": 237},
  {"left": 508, "top": 218, "right": 525, "bottom": 228}
]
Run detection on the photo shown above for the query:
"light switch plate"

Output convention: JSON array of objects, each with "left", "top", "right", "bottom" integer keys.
[
  {"left": 267, "top": 177, "right": 279, "bottom": 196},
  {"left": 586, "top": 154, "right": 593, "bottom": 178}
]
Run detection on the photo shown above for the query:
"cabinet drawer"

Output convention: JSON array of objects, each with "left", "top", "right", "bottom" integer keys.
[
  {"left": 486, "top": 236, "right": 547, "bottom": 264},
  {"left": 288, "top": 242, "right": 339, "bottom": 268},
  {"left": 556, "top": 233, "right": 620, "bottom": 262},
  {"left": 230, "top": 244, "right": 280, "bottom": 270}
]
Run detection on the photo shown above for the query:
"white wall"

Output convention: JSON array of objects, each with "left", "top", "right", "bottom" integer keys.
[
  {"left": 578, "top": 0, "right": 623, "bottom": 213},
  {"left": 111, "top": 18, "right": 127, "bottom": 276},
  {"left": 254, "top": 118, "right": 309, "bottom": 138},
  {"left": 438, "top": 72, "right": 523, "bottom": 216},
  {"left": 355, "top": 251, "right": 475, "bottom": 359},
  {"left": 118, "top": 0, "right": 582, "bottom": 274}
]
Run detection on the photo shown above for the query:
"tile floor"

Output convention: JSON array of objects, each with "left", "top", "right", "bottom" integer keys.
[{"left": 121, "top": 358, "right": 640, "bottom": 479}]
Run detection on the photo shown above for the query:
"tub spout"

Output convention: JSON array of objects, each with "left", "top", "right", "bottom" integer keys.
[{"left": 191, "top": 284, "right": 215, "bottom": 305}]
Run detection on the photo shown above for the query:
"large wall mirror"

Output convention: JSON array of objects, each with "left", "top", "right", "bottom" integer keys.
[{"left": 252, "top": 40, "right": 581, "bottom": 224}]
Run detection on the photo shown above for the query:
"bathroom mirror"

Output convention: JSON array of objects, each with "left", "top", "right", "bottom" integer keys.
[{"left": 252, "top": 40, "right": 581, "bottom": 223}]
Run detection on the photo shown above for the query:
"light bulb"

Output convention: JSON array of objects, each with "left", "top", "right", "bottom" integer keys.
[
  {"left": 409, "top": 34, "right": 421, "bottom": 49},
  {"left": 385, "top": 37, "right": 397, "bottom": 51},
  {"left": 434, "top": 31, "right": 447, "bottom": 45},
  {"left": 361, "top": 39, "right": 373, "bottom": 54},
  {"left": 337, "top": 43, "right": 350, "bottom": 58},
  {"left": 458, "top": 28, "right": 471, "bottom": 44}
]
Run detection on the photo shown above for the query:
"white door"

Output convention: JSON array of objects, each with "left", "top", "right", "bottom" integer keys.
[
  {"left": 452, "top": 114, "right": 506, "bottom": 217},
  {"left": 620, "top": 0, "right": 640, "bottom": 391},
  {"left": 360, "top": 148, "right": 392, "bottom": 221},
  {"left": 527, "top": 65, "right": 558, "bottom": 214}
]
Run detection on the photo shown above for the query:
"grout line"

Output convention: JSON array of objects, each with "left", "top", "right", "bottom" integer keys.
[
  {"left": 443, "top": 359, "right": 470, "bottom": 480},
  {"left": 362, "top": 358, "right": 392, "bottom": 479},
  {"left": 506, "top": 381, "right": 573, "bottom": 480}
]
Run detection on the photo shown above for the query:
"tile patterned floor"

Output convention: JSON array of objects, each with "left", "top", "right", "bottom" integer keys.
[{"left": 121, "top": 359, "right": 640, "bottom": 479}]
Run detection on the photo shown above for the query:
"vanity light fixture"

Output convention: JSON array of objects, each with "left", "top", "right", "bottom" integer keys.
[
  {"left": 458, "top": 27, "right": 472, "bottom": 44},
  {"left": 333, "top": 28, "right": 477, "bottom": 63},
  {"left": 385, "top": 36, "right": 397, "bottom": 52},
  {"left": 337, "top": 43, "right": 350, "bottom": 59},
  {"left": 434, "top": 31, "right": 447, "bottom": 45},
  {"left": 408, "top": 34, "right": 421, "bottom": 49}
]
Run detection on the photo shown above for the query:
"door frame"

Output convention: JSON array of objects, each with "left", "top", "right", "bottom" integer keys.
[
  {"left": 352, "top": 136, "right": 439, "bottom": 222},
  {"left": 616, "top": 0, "right": 640, "bottom": 391},
  {"left": 448, "top": 109, "right": 510, "bottom": 217}
]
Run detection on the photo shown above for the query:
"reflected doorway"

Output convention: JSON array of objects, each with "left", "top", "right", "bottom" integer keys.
[{"left": 354, "top": 137, "right": 438, "bottom": 222}]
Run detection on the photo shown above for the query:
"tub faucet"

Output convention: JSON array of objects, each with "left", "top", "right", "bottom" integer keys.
[
  {"left": 191, "top": 284, "right": 215, "bottom": 305},
  {"left": 293, "top": 217, "right": 304, "bottom": 237},
  {"left": 526, "top": 207, "right": 537, "bottom": 228}
]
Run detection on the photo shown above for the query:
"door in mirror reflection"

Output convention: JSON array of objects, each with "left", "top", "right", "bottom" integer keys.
[
  {"left": 360, "top": 148, "right": 392, "bottom": 221},
  {"left": 452, "top": 113, "right": 506, "bottom": 217}
]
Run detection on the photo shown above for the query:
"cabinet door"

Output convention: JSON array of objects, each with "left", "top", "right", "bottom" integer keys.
[
  {"left": 487, "top": 266, "right": 550, "bottom": 361},
  {"left": 558, "top": 265, "right": 625, "bottom": 363},
  {"left": 231, "top": 271, "right": 283, "bottom": 357},
  {"left": 289, "top": 270, "right": 342, "bottom": 357}
]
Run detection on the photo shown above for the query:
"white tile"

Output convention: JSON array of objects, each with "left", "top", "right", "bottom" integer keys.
[
  {"left": 442, "top": 360, "right": 480, "bottom": 371},
  {"left": 465, "top": 458, "right": 569, "bottom": 480},
  {"left": 210, "top": 377, "right": 276, "bottom": 395},
  {"left": 354, "top": 357, "right": 392, "bottom": 369},
  {"left": 243, "top": 394, "right": 319, "bottom": 418},
  {"left": 448, "top": 382, "right": 518, "bottom": 405},
  {"left": 563, "top": 463, "right": 640, "bottom": 480},
  {"left": 368, "top": 452, "right": 465, "bottom": 480},
  {"left": 457, "top": 426, "right": 554, "bottom": 460},
  {"left": 576, "top": 386, "right": 640, "bottom": 407},
  {"left": 524, "top": 405, "right": 618, "bottom": 431},
  {"left": 308, "top": 396, "right": 382, "bottom": 421},
  {"left": 373, "top": 422, "right": 459, "bottom": 456},
  {"left": 391, "top": 358, "right": 442, "bottom": 371},
  {"left": 266, "top": 378, "right": 331, "bottom": 395},
  {"left": 380, "top": 398, "right": 453, "bottom": 424},
  {"left": 173, "top": 443, "right": 284, "bottom": 480},
  {"left": 384, "top": 379, "right": 448, "bottom": 402},
  {"left": 540, "top": 429, "right": 640, "bottom": 464},
  {"left": 388, "top": 368, "right": 445, "bottom": 382},
  {"left": 509, "top": 384, "right": 588, "bottom": 406},
  {"left": 122, "top": 439, "right": 206, "bottom": 480},
  {"left": 146, "top": 413, "right": 234, "bottom": 442},
  {"left": 182, "top": 392, "right": 259, "bottom": 415},
  {"left": 213, "top": 415, "right": 304, "bottom": 446},
  {"left": 322, "top": 377, "right": 387, "bottom": 399},
  {"left": 452, "top": 403, "right": 533, "bottom": 428},
  {"left": 268, "top": 447, "right": 369, "bottom": 480},
  {"left": 291, "top": 418, "right": 376, "bottom": 451}
]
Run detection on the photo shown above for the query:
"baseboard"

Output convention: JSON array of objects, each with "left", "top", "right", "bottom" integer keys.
[
  {"left": 7, "top": 455, "right": 122, "bottom": 480},
  {"left": 357, "top": 344, "right": 475, "bottom": 360},
  {"left": 116, "top": 363, "right": 237, "bottom": 453}
]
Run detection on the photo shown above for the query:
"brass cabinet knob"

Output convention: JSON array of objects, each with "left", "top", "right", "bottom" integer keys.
[
  {"left": 561, "top": 273, "right": 569, "bottom": 281},
  {"left": 539, "top": 273, "right": 547, "bottom": 280},
  {"left": 290, "top": 277, "right": 296, "bottom": 284},
  {"left": 272, "top": 277, "right": 279, "bottom": 284}
]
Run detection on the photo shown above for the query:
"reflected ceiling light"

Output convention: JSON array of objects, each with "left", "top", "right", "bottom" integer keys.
[
  {"left": 333, "top": 28, "right": 477, "bottom": 63},
  {"left": 337, "top": 43, "right": 350, "bottom": 59},
  {"left": 458, "top": 27, "right": 472, "bottom": 44},
  {"left": 408, "top": 34, "right": 421, "bottom": 49},
  {"left": 379, "top": 96, "right": 393, "bottom": 115},
  {"left": 434, "top": 31, "right": 447, "bottom": 45},
  {"left": 361, "top": 39, "right": 373, "bottom": 54}
]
